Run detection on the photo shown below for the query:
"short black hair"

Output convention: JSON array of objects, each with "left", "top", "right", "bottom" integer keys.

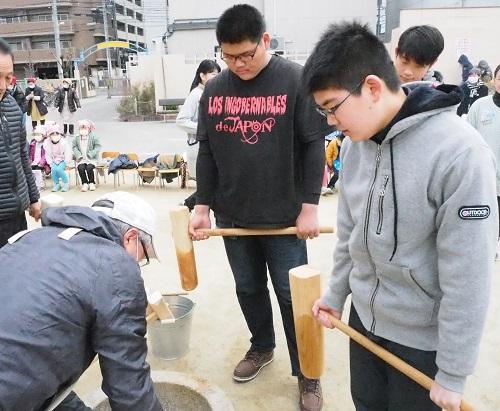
[
  {"left": 495, "top": 64, "right": 500, "bottom": 78},
  {"left": 216, "top": 4, "right": 265, "bottom": 44},
  {"left": 397, "top": 25, "right": 444, "bottom": 66},
  {"left": 0, "top": 37, "right": 14, "bottom": 62},
  {"left": 303, "top": 21, "right": 400, "bottom": 95}
]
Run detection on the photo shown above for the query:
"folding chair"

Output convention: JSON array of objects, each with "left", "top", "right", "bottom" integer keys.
[
  {"left": 137, "top": 166, "right": 159, "bottom": 190},
  {"left": 119, "top": 153, "right": 139, "bottom": 187},
  {"left": 157, "top": 154, "right": 189, "bottom": 189},
  {"left": 100, "top": 151, "right": 120, "bottom": 188}
]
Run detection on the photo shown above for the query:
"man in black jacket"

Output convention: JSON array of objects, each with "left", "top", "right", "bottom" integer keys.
[
  {"left": 0, "top": 37, "right": 41, "bottom": 247},
  {"left": 0, "top": 191, "right": 163, "bottom": 410}
]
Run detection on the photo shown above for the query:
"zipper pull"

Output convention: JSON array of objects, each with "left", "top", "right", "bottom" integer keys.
[{"left": 379, "top": 175, "right": 389, "bottom": 196}]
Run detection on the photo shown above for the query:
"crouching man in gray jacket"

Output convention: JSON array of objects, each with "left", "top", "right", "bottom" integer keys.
[
  {"left": 304, "top": 23, "right": 497, "bottom": 411},
  {"left": 0, "top": 191, "right": 163, "bottom": 411}
]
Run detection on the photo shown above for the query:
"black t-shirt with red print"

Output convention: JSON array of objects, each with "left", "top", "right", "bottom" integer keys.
[{"left": 196, "top": 55, "right": 330, "bottom": 228}]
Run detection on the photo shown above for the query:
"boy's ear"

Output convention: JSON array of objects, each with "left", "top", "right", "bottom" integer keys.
[
  {"left": 395, "top": 47, "right": 399, "bottom": 57},
  {"left": 364, "top": 75, "right": 383, "bottom": 102}
]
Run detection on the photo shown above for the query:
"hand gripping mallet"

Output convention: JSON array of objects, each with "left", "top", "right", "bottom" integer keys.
[
  {"left": 289, "top": 265, "right": 475, "bottom": 411},
  {"left": 170, "top": 206, "right": 334, "bottom": 291}
]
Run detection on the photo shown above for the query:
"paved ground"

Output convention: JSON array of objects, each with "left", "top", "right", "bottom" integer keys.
[
  {"left": 31, "top": 93, "right": 500, "bottom": 410},
  {"left": 42, "top": 92, "right": 188, "bottom": 156}
]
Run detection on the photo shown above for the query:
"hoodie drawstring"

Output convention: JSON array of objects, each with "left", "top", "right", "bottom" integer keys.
[{"left": 389, "top": 139, "right": 398, "bottom": 261}]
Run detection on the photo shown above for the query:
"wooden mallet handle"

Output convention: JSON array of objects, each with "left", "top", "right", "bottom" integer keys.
[
  {"left": 326, "top": 313, "right": 475, "bottom": 411},
  {"left": 199, "top": 226, "right": 334, "bottom": 237}
]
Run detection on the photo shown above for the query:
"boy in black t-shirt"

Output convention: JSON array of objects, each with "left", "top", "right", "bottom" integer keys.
[{"left": 188, "top": 4, "right": 327, "bottom": 411}]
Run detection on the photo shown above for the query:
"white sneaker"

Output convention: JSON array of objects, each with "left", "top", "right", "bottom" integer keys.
[
  {"left": 81, "top": 183, "right": 89, "bottom": 192},
  {"left": 89, "top": 183, "right": 96, "bottom": 191},
  {"left": 321, "top": 187, "right": 334, "bottom": 196}
]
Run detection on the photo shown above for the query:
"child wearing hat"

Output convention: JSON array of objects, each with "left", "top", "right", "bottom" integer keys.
[
  {"left": 29, "top": 125, "right": 50, "bottom": 193},
  {"left": 73, "top": 120, "right": 101, "bottom": 192},
  {"left": 44, "top": 124, "right": 72, "bottom": 192}
]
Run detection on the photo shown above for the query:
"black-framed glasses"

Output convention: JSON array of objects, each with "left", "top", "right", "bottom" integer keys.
[
  {"left": 139, "top": 239, "right": 150, "bottom": 268},
  {"left": 220, "top": 42, "right": 260, "bottom": 64},
  {"left": 315, "top": 78, "right": 365, "bottom": 118}
]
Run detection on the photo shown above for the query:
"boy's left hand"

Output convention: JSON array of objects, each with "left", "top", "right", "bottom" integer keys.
[
  {"left": 296, "top": 203, "right": 319, "bottom": 240},
  {"left": 430, "top": 381, "right": 462, "bottom": 411},
  {"left": 312, "top": 299, "right": 341, "bottom": 328}
]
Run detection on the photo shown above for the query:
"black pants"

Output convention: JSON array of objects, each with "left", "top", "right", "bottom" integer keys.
[
  {"left": 63, "top": 123, "right": 74, "bottom": 136},
  {"left": 32, "top": 119, "right": 45, "bottom": 130},
  {"left": 327, "top": 168, "right": 339, "bottom": 189},
  {"left": 77, "top": 163, "right": 95, "bottom": 184},
  {"left": 0, "top": 213, "right": 28, "bottom": 248},
  {"left": 349, "top": 304, "right": 440, "bottom": 411}
]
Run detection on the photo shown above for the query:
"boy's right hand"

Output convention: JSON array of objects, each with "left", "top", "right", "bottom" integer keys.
[
  {"left": 189, "top": 205, "right": 211, "bottom": 241},
  {"left": 312, "top": 299, "right": 341, "bottom": 328}
]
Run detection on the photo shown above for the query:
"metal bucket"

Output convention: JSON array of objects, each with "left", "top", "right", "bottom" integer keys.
[{"left": 147, "top": 295, "right": 195, "bottom": 360}]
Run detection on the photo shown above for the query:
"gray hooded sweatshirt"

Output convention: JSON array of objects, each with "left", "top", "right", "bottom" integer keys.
[
  {"left": 321, "top": 85, "right": 497, "bottom": 393},
  {"left": 0, "top": 206, "right": 162, "bottom": 411}
]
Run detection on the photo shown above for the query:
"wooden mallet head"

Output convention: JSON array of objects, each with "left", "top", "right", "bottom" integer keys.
[
  {"left": 170, "top": 206, "right": 198, "bottom": 291},
  {"left": 289, "top": 265, "right": 324, "bottom": 379}
]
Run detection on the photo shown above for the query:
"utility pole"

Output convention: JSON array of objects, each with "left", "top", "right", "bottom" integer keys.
[
  {"left": 52, "top": 0, "right": 64, "bottom": 79},
  {"left": 103, "top": 0, "right": 112, "bottom": 79}
]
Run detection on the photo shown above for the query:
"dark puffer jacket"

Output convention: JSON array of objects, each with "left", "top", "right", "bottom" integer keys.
[
  {"left": 0, "top": 93, "right": 39, "bottom": 221},
  {"left": 55, "top": 87, "right": 81, "bottom": 113},
  {"left": 9, "top": 85, "right": 27, "bottom": 113},
  {"left": 0, "top": 206, "right": 163, "bottom": 410},
  {"left": 25, "top": 85, "right": 48, "bottom": 117}
]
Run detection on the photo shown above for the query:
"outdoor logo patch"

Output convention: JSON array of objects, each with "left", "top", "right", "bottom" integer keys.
[{"left": 458, "top": 206, "right": 490, "bottom": 220}]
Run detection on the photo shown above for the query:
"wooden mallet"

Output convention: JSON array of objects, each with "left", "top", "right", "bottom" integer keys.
[
  {"left": 146, "top": 291, "right": 175, "bottom": 324},
  {"left": 170, "top": 206, "right": 334, "bottom": 291},
  {"left": 289, "top": 265, "right": 475, "bottom": 411}
]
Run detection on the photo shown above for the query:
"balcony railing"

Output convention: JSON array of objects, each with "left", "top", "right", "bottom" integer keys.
[
  {"left": 0, "top": 20, "right": 74, "bottom": 37},
  {"left": 2, "top": 0, "right": 71, "bottom": 8},
  {"left": 13, "top": 47, "right": 76, "bottom": 64}
]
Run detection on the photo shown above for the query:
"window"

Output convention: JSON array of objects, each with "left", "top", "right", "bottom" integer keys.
[
  {"left": 128, "top": 25, "right": 135, "bottom": 34},
  {"left": 28, "top": 14, "right": 69, "bottom": 23},
  {"left": 2, "top": 16, "right": 28, "bottom": 24},
  {"left": 115, "top": 4, "right": 124, "bottom": 15},
  {"left": 9, "top": 42, "right": 26, "bottom": 51},
  {"left": 136, "top": 13, "right": 143, "bottom": 21},
  {"left": 117, "top": 21, "right": 126, "bottom": 31},
  {"left": 135, "top": 0, "right": 142, "bottom": 6},
  {"left": 137, "top": 27, "right": 144, "bottom": 36},
  {"left": 32, "top": 40, "right": 72, "bottom": 49},
  {"left": 126, "top": 8, "right": 134, "bottom": 18}
]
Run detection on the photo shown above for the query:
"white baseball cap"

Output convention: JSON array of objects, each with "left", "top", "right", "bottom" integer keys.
[{"left": 92, "top": 191, "right": 160, "bottom": 261}]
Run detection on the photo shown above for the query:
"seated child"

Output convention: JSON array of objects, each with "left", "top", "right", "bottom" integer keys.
[
  {"left": 29, "top": 125, "right": 50, "bottom": 192},
  {"left": 44, "top": 124, "right": 72, "bottom": 192},
  {"left": 73, "top": 120, "right": 101, "bottom": 192}
]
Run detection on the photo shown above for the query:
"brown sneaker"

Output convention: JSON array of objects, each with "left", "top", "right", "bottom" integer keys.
[
  {"left": 232, "top": 349, "right": 274, "bottom": 382},
  {"left": 298, "top": 376, "right": 323, "bottom": 411}
]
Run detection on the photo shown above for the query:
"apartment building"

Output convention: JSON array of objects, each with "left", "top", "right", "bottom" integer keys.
[{"left": 0, "top": 0, "right": 147, "bottom": 79}]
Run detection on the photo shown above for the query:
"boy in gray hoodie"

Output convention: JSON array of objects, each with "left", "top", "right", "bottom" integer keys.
[{"left": 303, "top": 22, "right": 497, "bottom": 411}]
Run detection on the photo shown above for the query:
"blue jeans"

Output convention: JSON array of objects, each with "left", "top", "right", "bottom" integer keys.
[
  {"left": 218, "top": 218, "right": 307, "bottom": 376},
  {"left": 51, "top": 162, "right": 68, "bottom": 185}
]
